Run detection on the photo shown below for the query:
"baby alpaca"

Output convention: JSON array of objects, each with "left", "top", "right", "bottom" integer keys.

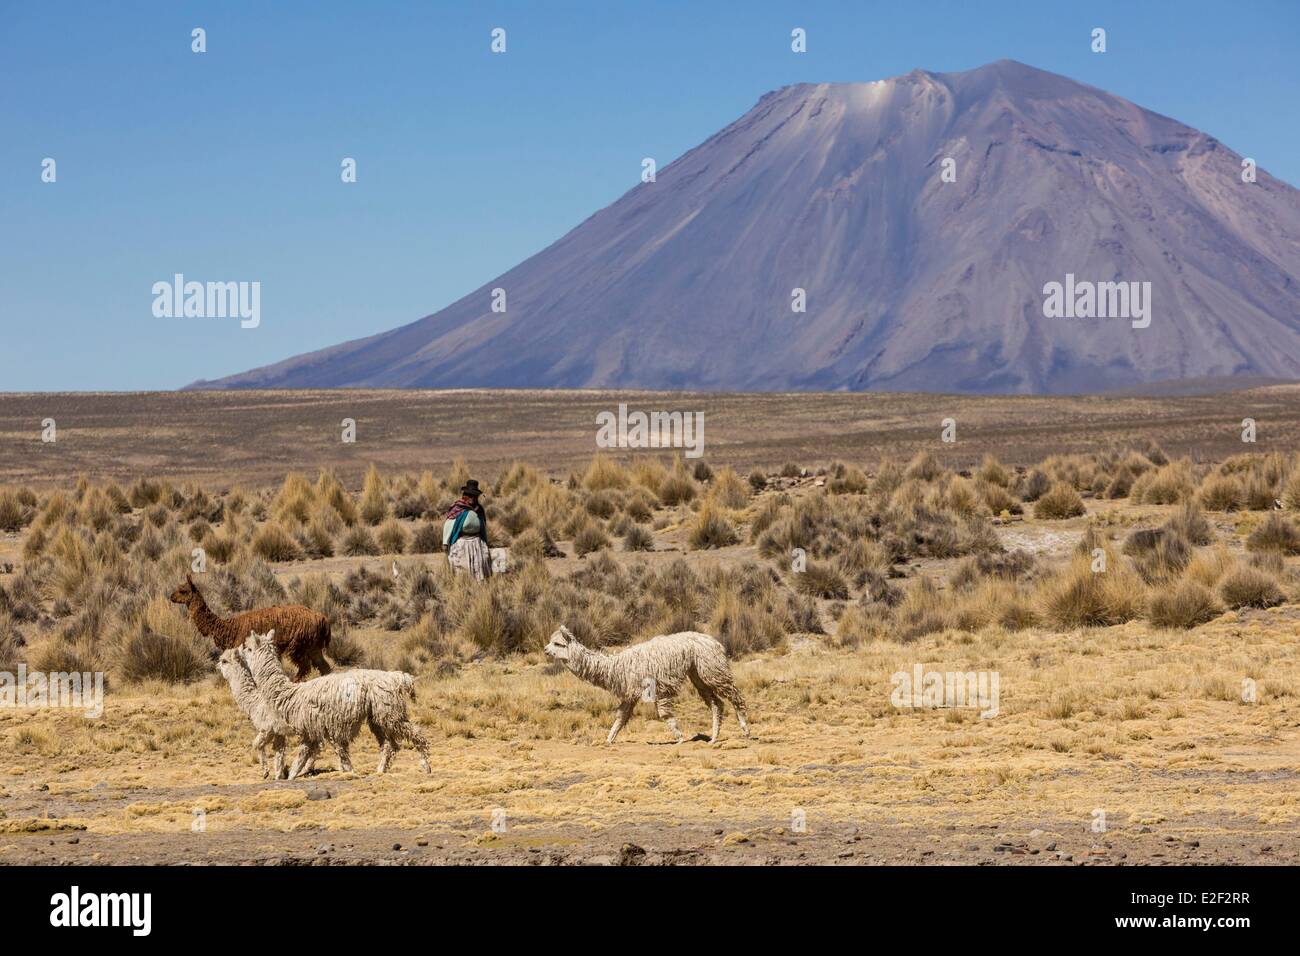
[
  {"left": 240, "top": 631, "right": 431, "bottom": 779},
  {"left": 544, "top": 626, "right": 750, "bottom": 744},
  {"left": 216, "top": 647, "right": 292, "bottom": 779}
]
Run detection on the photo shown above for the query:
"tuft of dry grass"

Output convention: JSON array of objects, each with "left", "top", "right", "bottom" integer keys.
[
  {"left": 688, "top": 504, "right": 739, "bottom": 550},
  {"left": 572, "top": 520, "right": 611, "bottom": 556},
  {"left": 376, "top": 519, "right": 409, "bottom": 555},
  {"left": 1131, "top": 462, "right": 1194, "bottom": 505},
  {"left": 583, "top": 454, "right": 629, "bottom": 492},
  {"left": 359, "top": 463, "right": 388, "bottom": 526},
  {"left": 1198, "top": 473, "right": 1243, "bottom": 512},
  {"left": 1037, "top": 553, "right": 1145, "bottom": 628},
  {"left": 657, "top": 458, "right": 697, "bottom": 506},
  {"left": 791, "top": 561, "right": 849, "bottom": 600},
  {"left": 1246, "top": 513, "right": 1300, "bottom": 554},
  {"left": 1147, "top": 580, "right": 1221, "bottom": 629},
  {"left": 1033, "top": 482, "right": 1085, "bottom": 520},
  {"left": 1218, "top": 566, "right": 1285, "bottom": 609},
  {"left": 622, "top": 525, "right": 654, "bottom": 552},
  {"left": 0, "top": 488, "right": 33, "bottom": 532},
  {"left": 251, "top": 522, "right": 301, "bottom": 562},
  {"left": 340, "top": 525, "right": 380, "bottom": 557}
]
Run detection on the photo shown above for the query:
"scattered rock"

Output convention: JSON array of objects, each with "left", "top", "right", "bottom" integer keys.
[{"left": 617, "top": 843, "right": 646, "bottom": 866}]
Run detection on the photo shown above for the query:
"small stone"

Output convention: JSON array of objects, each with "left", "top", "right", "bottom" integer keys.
[
  {"left": 617, "top": 843, "right": 647, "bottom": 866},
  {"left": 306, "top": 788, "right": 331, "bottom": 801},
  {"left": 416, "top": 838, "right": 428, "bottom": 847},
  {"left": 392, "top": 843, "right": 402, "bottom": 851}
]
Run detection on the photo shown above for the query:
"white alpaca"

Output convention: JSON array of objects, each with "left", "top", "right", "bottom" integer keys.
[
  {"left": 239, "top": 631, "right": 431, "bottom": 779},
  {"left": 543, "top": 626, "right": 750, "bottom": 744},
  {"left": 216, "top": 647, "right": 292, "bottom": 780}
]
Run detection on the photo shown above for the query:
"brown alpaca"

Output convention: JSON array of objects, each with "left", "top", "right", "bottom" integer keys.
[{"left": 169, "top": 573, "right": 332, "bottom": 680}]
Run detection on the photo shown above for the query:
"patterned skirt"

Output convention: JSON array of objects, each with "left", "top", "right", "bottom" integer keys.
[{"left": 448, "top": 536, "right": 492, "bottom": 581}]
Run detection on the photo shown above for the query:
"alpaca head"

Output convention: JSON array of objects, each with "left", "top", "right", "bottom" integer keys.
[
  {"left": 169, "top": 572, "right": 201, "bottom": 606},
  {"left": 238, "top": 630, "right": 277, "bottom": 666},
  {"left": 215, "top": 647, "right": 245, "bottom": 681},
  {"left": 544, "top": 624, "right": 582, "bottom": 663}
]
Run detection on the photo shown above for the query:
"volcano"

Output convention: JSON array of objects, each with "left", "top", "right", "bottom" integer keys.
[{"left": 192, "top": 59, "right": 1300, "bottom": 394}]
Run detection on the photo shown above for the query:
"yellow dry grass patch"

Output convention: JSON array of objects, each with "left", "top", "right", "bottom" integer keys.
[{"left": 3, "top": 605, "right": 1297, "bottom": 845}]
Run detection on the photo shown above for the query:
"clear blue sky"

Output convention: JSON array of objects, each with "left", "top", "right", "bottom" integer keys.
[{"left": 3, "top": 0, "right": 1297, "bottom": 391}]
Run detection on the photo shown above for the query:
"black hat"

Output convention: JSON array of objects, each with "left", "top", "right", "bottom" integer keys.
[{"left": 461, "top": 480, "right": 483, "bottom": 498}]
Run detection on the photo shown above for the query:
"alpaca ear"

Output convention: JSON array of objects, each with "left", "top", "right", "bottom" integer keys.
[
  {"left": 265, "top": 630, "right": 275, "bottom": 643},
  {"left": 186, "top": 572, "right": 195, "bottom": 585}
]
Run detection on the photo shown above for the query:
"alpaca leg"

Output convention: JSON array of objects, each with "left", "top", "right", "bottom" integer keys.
[
  {"left": 707, "top": 694, "right": 722, "bottom": 743},
  {"left": 398, "top": 721, "right": 432, "bottom": 772},
  {"left": 655, "top": 696, "right": 684, "bottom": 743},
  {"left": 332, "top": 738, "right": 353, "bottom": 773},
  {"left": 312, "top": 647, "right": 332, "bottom": 676},
  {"left": 292, "top": 653, "right": 313, "bottom": 682},
  {"left": 287, "top": 741, "right": 316, "bottom": 780},
  {"left": 689, "top": 672, "right": 724, "bottom": 743},
  {"left": 271, "top": 736, "right": 286, "bottom": 781},
  {"left": 723, "top": 686, "right": 750, "bottom": 737},
  {"left": 367, "top": 718, "right": 392, "bottom": 773},
  {"left": 607, "top": 700, "right": 636, "bottom": 745},
  {"left": 376, "top": 739, "right": 397, "bottom": 774},
  {"left": 252, "top": 730, "right": 270, "bottom": 778}
]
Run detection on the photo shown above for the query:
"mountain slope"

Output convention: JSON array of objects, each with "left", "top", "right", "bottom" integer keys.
[{"left": 193, "top": 59, "right": 1300, "bottom": 394}]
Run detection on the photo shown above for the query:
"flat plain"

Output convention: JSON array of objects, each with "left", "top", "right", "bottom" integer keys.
[{"left": 1, "top": 387, "right": 1298, "bottom": 865}]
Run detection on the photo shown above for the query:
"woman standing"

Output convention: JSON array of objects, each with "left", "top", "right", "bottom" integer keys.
[{"left": 443, "top": 479, "right": 492, "bottom": 580}]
